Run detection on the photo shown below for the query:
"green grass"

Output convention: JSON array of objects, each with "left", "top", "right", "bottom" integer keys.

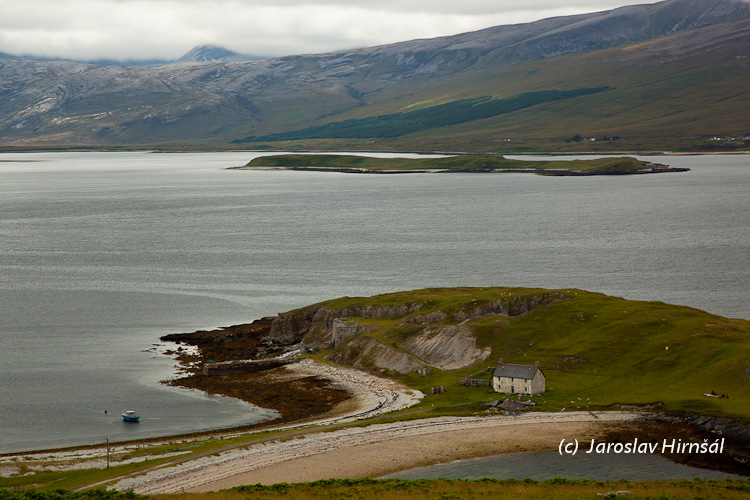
[
  {"left": 0, "top": 489, "right": 138, "bottom": 500},
  {"left": 297, "top": 287, "right": 750, "bottom": 422},
  {"left": 6, "top": 477, "right": 750, "bottom": 500},
  {"left": 233, "top": 88, "right": 610, "bottom": 143}
]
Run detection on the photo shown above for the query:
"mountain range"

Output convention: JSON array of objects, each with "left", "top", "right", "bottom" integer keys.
[
  {"left": 1, "top": 0, "right": 749, "bottom": 151},
  {"left": 0, "top": 44, "right": 263, "bottom": 67}
]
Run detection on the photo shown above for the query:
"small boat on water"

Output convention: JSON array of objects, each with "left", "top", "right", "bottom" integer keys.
[{"left": 122, "top": 410, "right": 140, "bottom": 422}]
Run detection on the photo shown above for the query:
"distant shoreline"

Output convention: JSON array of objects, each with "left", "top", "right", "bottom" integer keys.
[
  {"left": 233, "top": 153, "right": 690, "bottom": 175},
  {"left": 232, "top": 165, "right": 689, "bottom": 175},
  {"left": 2, "top": 147, "right": 749, "bottom": 156}
]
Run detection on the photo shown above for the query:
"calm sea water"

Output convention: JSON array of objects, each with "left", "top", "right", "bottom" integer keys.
[
  {"left": 383, "top": 449, "right": 743, "bottom": 481},
  {"left": 0, "top": 151, "right": 748, "bottom": 455}
]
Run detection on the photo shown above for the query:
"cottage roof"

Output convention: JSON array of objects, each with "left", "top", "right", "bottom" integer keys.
[{"left": 493, "top": 363, "right": 540, "bottom": 380}]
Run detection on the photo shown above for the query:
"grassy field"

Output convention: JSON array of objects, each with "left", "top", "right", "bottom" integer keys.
[
  {"left": 239, "top": 154, "right": 685, "bottom": 175},
  {"left": 296, "top": 287, "right": 750, "bottom": 423},
  {"left": 4, "top": 478, "right": 750, "bottom": 500}
]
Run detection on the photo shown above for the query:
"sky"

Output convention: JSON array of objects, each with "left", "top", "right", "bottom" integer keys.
[{"left": 0, "top": 0, "right": 652, "bottom": 61}]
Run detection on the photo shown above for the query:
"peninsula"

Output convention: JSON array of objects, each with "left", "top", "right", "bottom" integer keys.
[
  {"left": 3, "top": 287, "right": 749, "bottom": 494},
  {"left": 233, "top": 154, "right": 688, "bottom": 175},
  {"left": 157, "top": 287, "right": 750, "bottom": 478}
]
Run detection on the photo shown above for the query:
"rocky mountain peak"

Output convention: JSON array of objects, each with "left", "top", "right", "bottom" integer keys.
[{"left": 176, "top": 44, "right": 263, "bottom": 63}]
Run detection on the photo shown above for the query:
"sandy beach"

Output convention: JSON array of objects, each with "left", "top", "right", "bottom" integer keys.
[
  {"left": 103, "top": 360, "right": 639, "bottom": 494},
  {"left": 1, "top": 359, "right": 641, "bottom": 492},
  {"left": 113, "top": 412, "right": 639, "bottom": 493}
]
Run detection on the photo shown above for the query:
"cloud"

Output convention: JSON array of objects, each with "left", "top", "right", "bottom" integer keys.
[{"left": 0, "top": 0, "right": 640, "bottom": 60}]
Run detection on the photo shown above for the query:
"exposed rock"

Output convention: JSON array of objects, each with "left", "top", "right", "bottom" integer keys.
[
  {"left": 408, "top": 311, "right": 448, "bottom": 324},
  {"left": 268, "top": 303, "right": 424, "bottom": 346},
  {"left": 338, "top": 303, "right": 424, "bottom": 319},
  {"left": 326, "top": 336, "right": 426, "bottom": 374},
  {"left": 559, "top": 355, "right": 588, "bottom": 364},
  {"left": 597, "top": 490, "right": 631, "bottom": 497},
  {"left": 401, "top": 323, "right": 492, "bottom": 370},
  {"left": 266, "top": 291, "right": 569, "bottom": 374},
  {"left": 452, "top": 292, "right": 567, "bottom": 322},
  {"left": 176, "top": 44, "right": 263, "bottom": 64},
  {"left": 268, "top": 305, "right": 333, "bottom": 345}
]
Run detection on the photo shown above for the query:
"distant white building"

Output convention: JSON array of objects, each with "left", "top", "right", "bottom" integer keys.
[{"left": 492, "top": 360, "right": 545, "bottom": 395}]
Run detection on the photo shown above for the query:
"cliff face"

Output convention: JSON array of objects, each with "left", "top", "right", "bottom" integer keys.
[
  {"left": 266, "top": 290, "right": 567, "bottom": 375},
  {"left": 401, "top": 324, "right": 491, "bottom": 371},
  {"left": 327, "top": 337, "right": 428, "bottom": 374}
]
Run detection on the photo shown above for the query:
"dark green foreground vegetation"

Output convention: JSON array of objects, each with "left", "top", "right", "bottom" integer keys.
[
  {"left": 240, "top": 154, "right": 686, "bottom": 175},
  {"left": 4, "top": 478, "right": 750, "bottom": 500},
  {"left": 0, "top": 490, "right": 136, "bottom": 500}
]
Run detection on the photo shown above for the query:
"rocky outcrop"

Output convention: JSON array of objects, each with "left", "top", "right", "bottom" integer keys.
[
  {"left": 176, "top": 44, "right": 262, "bottom": 64},
  {"left": 326, "top": 337, "right": 427, "bottom": 374},
  {"left": 408, "top": 311, "right": 448, "bottom": 324},
  {"left": 401, "top": 324, "right": 492, "bottom": 370},
  {"left": 267, "top": 302, "right": 424, "bottom": 345},
  {"left": 266, "top": 291, "right": 568, "bottom": 375},
  {"left": 452, "top": 292, "right": 567, "bottom": 322},
  {"left": 268, "top": 305, "right": 333, "bottom": 345}
]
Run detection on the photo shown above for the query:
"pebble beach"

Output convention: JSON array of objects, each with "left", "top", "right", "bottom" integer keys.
[{"left": 1, "top": 359, "right": 641, "bottom": 492}]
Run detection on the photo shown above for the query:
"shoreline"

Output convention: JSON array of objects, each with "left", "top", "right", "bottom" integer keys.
[
  {"left": 0, "top": 359, "right": 422, "bottom": 462},
  {"left": 232, "top": 154, "right": 690, "bottom": 176},
  {"left": 4, "top": 359, "right": 748, "bottom": 489},
  {"left": 112, "top": 412, "right": 641, "bottom": 494},
  {"left": 232, "top": 165, "right": 689, "bottom": 176},
  {"left": 2, "top": 147, "right": 749, "bottom": 156},
  {"left": 0, "top": 360, "right": 634, "bottom": 488}
]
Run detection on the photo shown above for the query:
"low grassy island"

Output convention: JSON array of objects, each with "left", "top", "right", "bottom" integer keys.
[{"left": 234, "top": 154, "right": 689, "bottom": 175}]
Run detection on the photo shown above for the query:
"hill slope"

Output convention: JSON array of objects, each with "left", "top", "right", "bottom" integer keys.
[
  {"left": 1, "top": 0, "right": 749, "bottom": 150},
  {"left": 266, "top": 287, "right": 750, "bottom": 422}
]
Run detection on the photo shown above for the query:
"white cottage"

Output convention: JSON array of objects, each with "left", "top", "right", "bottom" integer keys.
[{"left": 491, "top": 360, "right": 545, "bottom": 395}]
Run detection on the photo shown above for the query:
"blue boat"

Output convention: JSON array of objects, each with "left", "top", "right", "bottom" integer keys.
[{"left": 122, "top": 410, "right": 140, "bottom": 422}]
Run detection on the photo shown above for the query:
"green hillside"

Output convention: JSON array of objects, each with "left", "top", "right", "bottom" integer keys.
[
  {"left": 291, "top": 287, "right": 750, "bottom": 422},
  {"left": 2, "top": 2, "right": 748, "bottom": 151},
  {"left": 232, "top": 20, "right": 750, "bottom": 153},
  {"left": 233, "top": 88, "right": 610, "bottom": 143}
]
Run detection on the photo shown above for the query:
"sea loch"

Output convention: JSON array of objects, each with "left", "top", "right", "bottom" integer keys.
[{"left": 0, "top": 151, "right": 748, "bottom": 452}]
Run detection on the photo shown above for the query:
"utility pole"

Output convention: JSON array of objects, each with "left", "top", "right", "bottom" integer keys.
[{"left": 106, "top": 437, "right": 110, "bottom": 468}]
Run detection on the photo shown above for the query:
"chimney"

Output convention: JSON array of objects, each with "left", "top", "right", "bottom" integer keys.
[
  {"left": 534, "top": 360, "right": 540, "bottom": 371},
  {"left": 498, "top": 358, "right": 504, "bottom": 366}
]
